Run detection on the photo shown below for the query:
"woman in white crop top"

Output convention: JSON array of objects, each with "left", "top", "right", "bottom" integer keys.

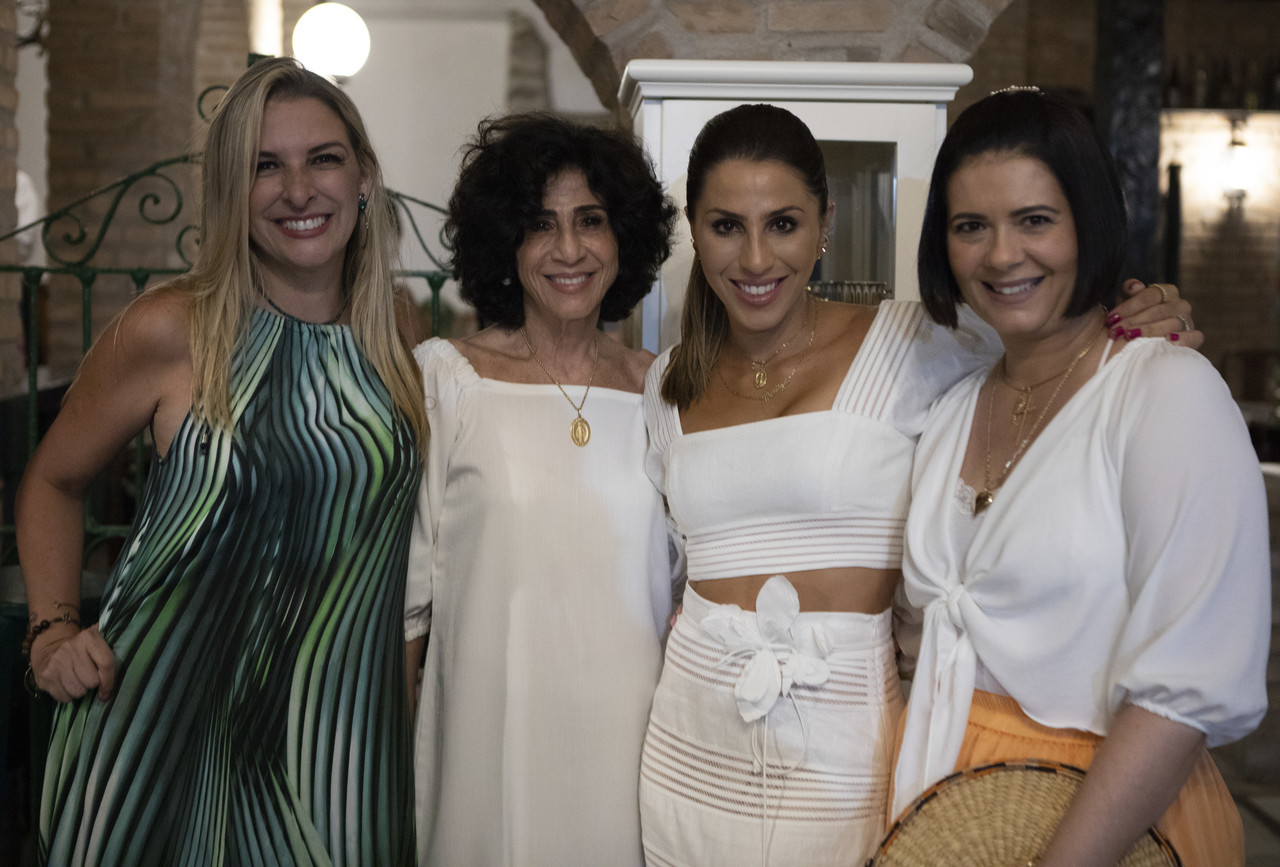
[
  {"left": 889, "top": 90, "right": 1267, "bottom": 865},
  {"left": 636, "top": 103, "right": 1197, "bottom": 867}
]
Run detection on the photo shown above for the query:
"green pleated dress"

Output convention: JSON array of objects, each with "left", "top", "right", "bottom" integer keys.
[{"left": 40, "top": 309, "right": 419, "bottom": 866}]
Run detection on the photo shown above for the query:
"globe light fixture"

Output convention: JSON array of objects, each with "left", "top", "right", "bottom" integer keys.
[{"left": 292, "top": 2, "right": 371, "bottom": 79}]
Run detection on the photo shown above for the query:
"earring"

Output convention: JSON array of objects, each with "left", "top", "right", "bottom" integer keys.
[
  {"left": 358, "top": 193, "right": 368, "bottom": 213},
  {"left": 501, "top": 277, "right": 512, "bottom": 287}
]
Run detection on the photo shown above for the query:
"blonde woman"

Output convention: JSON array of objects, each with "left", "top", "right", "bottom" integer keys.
[{"left": 17, "top": 57, "right": 427, "bottom": 865}]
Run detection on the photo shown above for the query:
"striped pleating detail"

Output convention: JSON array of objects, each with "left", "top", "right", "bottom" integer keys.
[
  {"left": 40, "top": 311, "right": 419, "bottom": 867},
  {"left": 684, "top": 514, "right": 905, "bottom": 577},
  {"left": 641, "top": 721, "right": 887, "bottom": 824},
  {"left": 834, "top": 300, "right": 927, "bottom": 420},
  {"left": 641, "top": 617, "right": 895, "bottom": 824}
]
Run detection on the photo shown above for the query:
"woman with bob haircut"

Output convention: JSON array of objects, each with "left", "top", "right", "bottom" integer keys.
[
  {"left": 638, "top": 102, "right": 1197, "bottom": 867},
  {"left": 891, "top": 89, "right": 1267, "bottom": 865},
  {"left": 18, "top": 56, "right": 428, "bottom": 864},
  {"left": 404, "top": 112, "right": 678, "bottom": 866}
]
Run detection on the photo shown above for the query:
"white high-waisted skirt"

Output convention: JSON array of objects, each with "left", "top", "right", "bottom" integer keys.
[{"left": 639, "top": 577, "right": 903, "bottom": 867}]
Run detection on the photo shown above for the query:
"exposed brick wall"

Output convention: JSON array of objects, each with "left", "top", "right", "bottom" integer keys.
[
  {"left": 196, "top": 0, "right": 251, "bottom": 120},
  {"left": 44, "top": 0, "right": 201, "bottom": 377},
  {"left": 1160, "top": 110, "right": 1280, "bottom": 382},
  {"left": 534, "top": 0, "right": 1018, "bottom": 115}
]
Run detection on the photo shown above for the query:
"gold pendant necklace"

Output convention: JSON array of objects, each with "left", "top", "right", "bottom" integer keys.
[
  {"left": 974, "top": 327, "right": 1105, "bottom": 515},
  {"left": 746, "top": 300, "right": 810, "bottom": 389},
  {"left": 719, "top": 298, "right": 817, "bottom": 402},
  {"left": 521, "top": 327, "right": 599, "bottom": 447}
]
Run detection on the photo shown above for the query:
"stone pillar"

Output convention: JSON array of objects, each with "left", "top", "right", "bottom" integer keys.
[{"left": 1095, "top": 0, "right": 1162, "bottom": 281}]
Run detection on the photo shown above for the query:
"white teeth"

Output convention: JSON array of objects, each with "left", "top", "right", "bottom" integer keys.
[
  {"left": 281, "top": 216, "right": 325, "bottom": 231},
  {"left": 992, "top": 278, "right": 1038, "bottom": 296},
  {"left": 739, "top": 281, "right": 777, "bottom": 296},
  {"left": 549, "top": 275, "right": 588, "bottom": 287}
]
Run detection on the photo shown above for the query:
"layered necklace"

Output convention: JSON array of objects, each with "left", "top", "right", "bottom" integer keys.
[
  {"left": 973, "top": 326, "right": 1105, "bottom": 515},
  {"left": 718, "top": 297, "right": 817, "bottom": 403},
  {"left": 521, "top": 327, "right": 599, "bottom": 447}
]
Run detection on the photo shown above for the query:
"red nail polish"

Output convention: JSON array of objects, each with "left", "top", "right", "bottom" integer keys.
[
  {"left": 1126, "top": 328, "right": 1142, "bottom": 339},
  {"left": 1168, "top": 332, "right": 1180, "bottom": 342},
  {"left": 1105, "top": 312, "right": 1121, "bottom": 326},
  {"left": 1110, "top": 325, "right": 1125, "bottom": 339}
]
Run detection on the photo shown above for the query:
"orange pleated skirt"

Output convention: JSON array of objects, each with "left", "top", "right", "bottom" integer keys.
[{"left": 888, "top": 690, "right": 1243, "bottom": 866}]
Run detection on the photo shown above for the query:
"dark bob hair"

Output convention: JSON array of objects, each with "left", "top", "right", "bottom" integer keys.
[
  {"left": 917, "top": 89, "right": 1128, "bottom": 328},
  {"left": 446, "top": 113, "right": 677, "bottom": 327}
]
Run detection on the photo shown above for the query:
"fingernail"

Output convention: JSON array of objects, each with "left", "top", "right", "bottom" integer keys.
[
  {"left": 1168, "top": 332, "right": 1180, "bottom": 342},
  {"left": 1105, "top": 312, "right": 1121, "bottom": 326},
  {"left": 1110, "top": 325, "right": 1125, "bottom": 339},
  {"left": 1125, "top": 328, "right": 1142, "bottom": 339}
]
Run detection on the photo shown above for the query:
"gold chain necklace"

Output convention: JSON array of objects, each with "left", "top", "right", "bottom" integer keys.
[
  {"left": 744, "top": 301, "right": 810, "bottom": 389},
  {"left": 717, "top": 299, "right": 817, "bottom": 403},
  {"left": 521, "top": 327, "right": 599, "bottom": 447},
  {"left": 974, "top": 327, "right": 1105, "bottom": 515}
]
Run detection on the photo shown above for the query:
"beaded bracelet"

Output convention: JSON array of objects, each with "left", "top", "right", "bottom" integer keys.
[{"left": 21, "top": 601, "right": 81, "bottom": 659}]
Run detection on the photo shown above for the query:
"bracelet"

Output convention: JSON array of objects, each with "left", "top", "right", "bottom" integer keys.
[
  {"left": 24, "top": 665, "right": 41, "bottom": 697},
  {"left": 21, "top": 601, "right": 81, "bottom": 660}
]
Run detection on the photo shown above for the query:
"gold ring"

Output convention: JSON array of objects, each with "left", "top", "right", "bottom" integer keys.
[
  {"left": 1155, "top": 284, "right": 1168, "bottom": 304},
  {"left": 1176, "top": 314, "right": 1192, "bottom": 332}
]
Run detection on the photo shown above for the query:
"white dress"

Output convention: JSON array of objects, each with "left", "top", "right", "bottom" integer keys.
[
  {"left": 404, "top": 338, "right": 673, "bottom": 867},
  {"left": 892, "top": 338, "right": 1271, "bottom": 818}
]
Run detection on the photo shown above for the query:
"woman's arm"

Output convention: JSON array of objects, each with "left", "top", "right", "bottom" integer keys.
[
  {"left": 16, "top": 291, "right": 190, "bottom": 701},
  {"left": 1039, "top": 705, "right": 1203, "bottom": 866}
]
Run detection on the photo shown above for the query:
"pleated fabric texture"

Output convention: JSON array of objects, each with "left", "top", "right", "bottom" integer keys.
[{"left": 40, "top": 310, "right": 419, "bottom": 867}]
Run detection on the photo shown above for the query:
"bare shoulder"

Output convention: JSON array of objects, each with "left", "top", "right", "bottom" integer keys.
[
  {"left": 109, "top": 286, "right": 192, "bottom": 365},
  {"left": 816, "top": 299, "right": 876, "bottom": 358},
  {"left": 450, "top": 326, "right": 521, "bottom": 377},
  {"left": 609, "top": 339, "right": 655, "bottom": 394}
]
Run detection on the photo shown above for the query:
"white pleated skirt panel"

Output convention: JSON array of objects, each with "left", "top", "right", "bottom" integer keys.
[{"left": 639, "top": 581, "right": 904, "bottom": 867}]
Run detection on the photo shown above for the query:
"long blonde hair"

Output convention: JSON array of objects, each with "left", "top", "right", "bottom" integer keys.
[{"left": 179, "top": 56, "right": 428, "bottom": 450}]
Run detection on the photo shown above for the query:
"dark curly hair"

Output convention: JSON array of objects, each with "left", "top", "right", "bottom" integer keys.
[{"left": 446, "top": 113, "right": 677, "bottom": 327}]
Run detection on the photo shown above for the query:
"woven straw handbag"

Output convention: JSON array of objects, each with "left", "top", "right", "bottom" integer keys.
[{"left": 867, "top": 760, "right": 1181, "bottom": 867}]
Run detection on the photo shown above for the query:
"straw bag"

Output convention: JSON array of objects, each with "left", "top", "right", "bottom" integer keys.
[{"left": 867, "top": 760, "right": 1180, "bottom": 866}]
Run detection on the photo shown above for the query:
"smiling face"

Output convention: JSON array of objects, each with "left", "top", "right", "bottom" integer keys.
[
  {"left": 249, "top": 96, "right": 368, "bottom": 295},
  {"left": 689, "top": 158, "right": 831, "bottom": 341},
  {"left": 515, "top": 168, "right": 619, "bottom": 329},
  {"left": 946, "top": 151, "right": 1080, "bottom": 347}
]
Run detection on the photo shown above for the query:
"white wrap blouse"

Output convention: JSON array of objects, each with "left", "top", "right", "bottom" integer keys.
[{"left": 891, "top": 338, "right": 1270, "bottom": 819}]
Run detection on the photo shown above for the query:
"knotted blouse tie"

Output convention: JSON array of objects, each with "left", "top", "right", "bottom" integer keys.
[{"left": 891, "top": 580, "right": 979, "bottom": 820}]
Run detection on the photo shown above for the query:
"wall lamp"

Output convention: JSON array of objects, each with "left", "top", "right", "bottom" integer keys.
[
  {"left": 1221, "top": 114, "right": 1251, "bottom": 206},
  {"left": 293, "top": 2, "right": 371, "bottom": 79}
]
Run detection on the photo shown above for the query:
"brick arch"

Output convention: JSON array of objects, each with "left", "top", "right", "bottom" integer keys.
[{"left": 533, "top": 0, "right": 1020, "bottom": 116}]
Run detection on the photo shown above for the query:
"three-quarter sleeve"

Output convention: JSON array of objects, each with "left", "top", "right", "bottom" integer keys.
[
  {"left": 1110, "top": 346, "right": 1270, "bottom": 746},
  {"left": 403, "top": 339, "right": 464, "bottom": 642}
]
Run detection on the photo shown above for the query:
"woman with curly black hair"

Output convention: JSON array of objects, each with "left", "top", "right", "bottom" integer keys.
[{"left": 403, "top": 113, "right": 679, "bottom": 866}]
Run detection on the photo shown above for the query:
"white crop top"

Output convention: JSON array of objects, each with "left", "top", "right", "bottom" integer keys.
[{"left": 644, "top": 300, "right": 1000, "bottom": 582}]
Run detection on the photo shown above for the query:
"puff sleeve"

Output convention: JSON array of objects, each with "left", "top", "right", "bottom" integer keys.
[{"left": 1109, "top": 345, "right": 1269, "bottom": 745}]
